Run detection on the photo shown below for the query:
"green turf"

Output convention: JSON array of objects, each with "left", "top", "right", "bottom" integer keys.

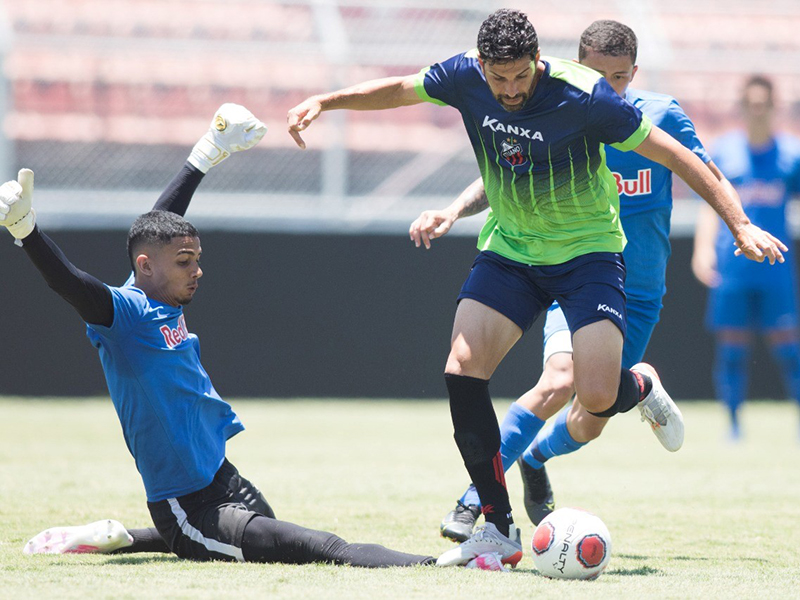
[{"left": 1, "top": 398, "right": 798, "bottom": 599}]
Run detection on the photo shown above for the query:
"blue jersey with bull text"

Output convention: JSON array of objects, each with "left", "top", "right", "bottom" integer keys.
[
  {"left": 608, "top": 88, "right": 710, "bottom": 218},
  {"left": 609, "top": 88, "right": 710, "bottom": 305},
  {"left": 86, "top": 278, "right": 244, "bottom": 502}
]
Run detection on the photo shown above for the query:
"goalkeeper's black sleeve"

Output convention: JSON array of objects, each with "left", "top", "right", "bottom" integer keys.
[
  {"left": 18, "top": 162, "right": 203, "bottom": 327},
  {"left": 21, "top": 226, "right": 114, "bottom": 327},
  {"left": 152, "top": 162, "right": 205, "bottom": 216}
]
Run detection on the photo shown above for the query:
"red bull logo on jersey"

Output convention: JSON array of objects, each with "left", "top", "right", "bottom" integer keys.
[
  {"left": 613, "top": 169, "right": 652, "bottom": 197},
  {"left": 160, "top": 315, "right": 189, "bottom": 349},
  {"left": 482, "top": 116, "right": 544, "bottom": 141},
  {"left": 501, "top": 138, "right": 528, "bottom": 166}
]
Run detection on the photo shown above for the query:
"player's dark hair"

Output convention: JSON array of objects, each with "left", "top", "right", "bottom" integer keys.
[
  {"left": 579, "top": 20, "right": 638, "bottom": 64},
  {"left": 743, "top": 74, "right": 774, "bottom": 105},
  {"left": 477, "top": 9, "right": 538, "bottom": 64},
  {"left": 127, "top": 210, "right": 199, "bottom": 270}
]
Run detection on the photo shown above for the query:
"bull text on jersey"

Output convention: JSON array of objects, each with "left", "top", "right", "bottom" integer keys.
[{"left": 160, "top": 315, "right": 189, "bottom": 349}]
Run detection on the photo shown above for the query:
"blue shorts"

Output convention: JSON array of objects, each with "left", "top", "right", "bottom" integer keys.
[
  {"left": 458, "top": 251, "right": 627, "bottom": 337},
  {"left": 707, "top": 277, "right": 799, "bottom": 331}
]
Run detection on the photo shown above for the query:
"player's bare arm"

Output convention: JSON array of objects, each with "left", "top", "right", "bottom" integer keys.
[
  {"left": 287, "top": 75, "right": 423, "bottom": 149},
  {"left": 690, "top": 161, "right": 733, "bottom": 287},
  {"left": 692, "top": 202, "right": 722, "bottom": 288},
  {"left": 409, "top": 177, "right": 489, "bottom": 249},
  {"left": 635, "top": 125, "right": 787, "bottom": 264}
]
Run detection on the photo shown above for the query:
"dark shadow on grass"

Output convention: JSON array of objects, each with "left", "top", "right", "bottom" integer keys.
[
  {"left": 606, "top": 565, "right": 662, "bottom": 577},
  {"left": 102, "top": 555, "right": 181, "bottom": 565}
]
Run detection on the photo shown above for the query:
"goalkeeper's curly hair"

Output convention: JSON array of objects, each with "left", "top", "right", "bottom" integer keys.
[
  {"left": 477, "top": 9, "right": 538, "bottom": 64},
  {"left": 127, "top": 210, "right": 199, "bottom": 270}
]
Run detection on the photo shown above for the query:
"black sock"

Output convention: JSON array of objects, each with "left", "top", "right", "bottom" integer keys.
[
  {"left": 445, "top": 373, "right": 512, "bottom": 536},
  {"left": 588, "top": 367, "right": 650, "bottom": 418},
  {"left": 111, "top": 527, "right": 170, "bottom": 554}
]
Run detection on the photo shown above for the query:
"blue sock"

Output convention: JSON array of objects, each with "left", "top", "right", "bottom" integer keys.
[
  {"left": 459, "top": 485, "right": 481, "bottom": 507},
  {"left": 714, "top": 342, "right": 749, "bottom": 434},
  {"left": 499, "top": 402, "right": 546, "bottom": 471},
  {"left": 458, "top": 402, "right": 545, "bottom": 508},
  {"left": 521, "top": 409, "right": 586, "bottom": 470},
  {"left": 771, "top": 342, "right": 800, "bottom": 403}
]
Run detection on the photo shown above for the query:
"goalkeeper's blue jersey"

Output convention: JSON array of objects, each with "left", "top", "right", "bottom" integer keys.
[
  {"left": 86, "top": 277, "right": 244, "bottom": 502},
  {"left": 414, "top": 51, "right": 651, "bottom": 266},
  {"left": 712, "top": 131, "right": 800, "bottom": 287}
]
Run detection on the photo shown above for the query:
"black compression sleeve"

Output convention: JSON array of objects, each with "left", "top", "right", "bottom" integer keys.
[
  {"left": 152, "top": 162, "right": 205, "bottom": 216},
  {"left": 21, "top": 226, "right": 114, "bottom": 326},
  {"left": 240, "top": 516, "right": 434, "bottom": 567}
]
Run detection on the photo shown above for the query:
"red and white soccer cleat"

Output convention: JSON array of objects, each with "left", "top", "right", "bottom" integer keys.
[
  {"left": 23, "top": 519, "right": 134, "bottom": 555},
  {"left": 436, "top": 522, "right": 523, "bottom": 568}
]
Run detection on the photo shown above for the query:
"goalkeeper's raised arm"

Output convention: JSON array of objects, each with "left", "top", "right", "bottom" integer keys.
[{"left": 1, "top": 103, "right": 267, "bottom": 326}]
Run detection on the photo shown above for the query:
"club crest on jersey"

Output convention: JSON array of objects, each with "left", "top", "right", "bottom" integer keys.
[
  {"left": 160, "top": 314, "right": 189, "bottom": 349},
  {"left": 613, "top": 169, "right": 652, "bottom": 197},
  {"left": 501, "top": 138, "right": 528, "bottom": 167}
]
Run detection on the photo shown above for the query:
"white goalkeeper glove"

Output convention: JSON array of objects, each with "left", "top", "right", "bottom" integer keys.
[
  {"left": 188, "top": 103, "right": 267, "bottom": 173},
  {"left": 0, "top": 168, "right": 35, "bottom": 243}
]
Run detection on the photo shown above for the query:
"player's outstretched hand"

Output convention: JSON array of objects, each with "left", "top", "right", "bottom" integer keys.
[
  {"left": 409, "top": 209, "right": 457, "bottom": 250},
  {"left": 732, "top": 223, "right": 787, "bottom": 265},
  {"left": 188, "top": 104, "right": 267, "bottom": 173},
  {"left": 0, "top": 168, "right": 35, "bottom": 241},
  {"left": 287, "top": 98, "right": 322, "bottom": 149}
]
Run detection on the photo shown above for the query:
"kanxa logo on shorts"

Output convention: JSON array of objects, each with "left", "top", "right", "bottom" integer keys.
[{"left": 597, "top": 303, "right": 622, "bottom": 320}]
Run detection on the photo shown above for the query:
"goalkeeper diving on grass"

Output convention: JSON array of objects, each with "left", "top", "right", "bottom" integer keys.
[{"left": 8, "top": 104, "right": 433, "bottom": 567}]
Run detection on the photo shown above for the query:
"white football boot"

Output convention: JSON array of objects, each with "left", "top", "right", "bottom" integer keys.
[
  {"left": 632, "top": 362, "right": 684, "bottom": 452},
  {"left": 436, "top": 521, "right": 523, "bottom": 568},
  {"left": 23, "top": 519, "right": 134, "bottom": 555}
]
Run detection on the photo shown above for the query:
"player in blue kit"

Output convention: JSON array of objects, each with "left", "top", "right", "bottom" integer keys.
[
  {"left": 11, "top": 104, "right": 433, "bottom": 567},
  {"left": 693, "top": 75, "right": 800, "bottom": 440},
  {"left": 287, "top": 10, "right": 784, "bottom": 567},
  {"left": 410, "top": 20, "right": 745, "bottom": 541}
]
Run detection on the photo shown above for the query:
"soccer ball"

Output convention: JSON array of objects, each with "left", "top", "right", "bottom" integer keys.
[{"left": 531, "top": 507, "right": 611, "bottom": 580}]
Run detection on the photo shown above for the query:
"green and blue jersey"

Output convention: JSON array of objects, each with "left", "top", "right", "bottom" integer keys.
[{"left": 414, "top": 51, "right": 651, "bottom": 265}]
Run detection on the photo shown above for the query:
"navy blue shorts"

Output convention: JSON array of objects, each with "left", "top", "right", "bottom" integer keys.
[{"left": 457, "top": 251, "right": 627, "bottom": 337}]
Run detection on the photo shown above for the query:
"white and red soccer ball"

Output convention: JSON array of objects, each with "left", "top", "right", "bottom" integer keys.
[{"left": 531, "top": 507, "right": 612, "bottom": 580}]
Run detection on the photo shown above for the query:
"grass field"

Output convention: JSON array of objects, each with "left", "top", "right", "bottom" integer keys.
[{"left": 1, "top": 397, "right": 799, "bottom": 599}]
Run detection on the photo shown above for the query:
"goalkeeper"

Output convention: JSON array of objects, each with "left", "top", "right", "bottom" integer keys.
[{"left": 8, "top": 104, "right": 432, "bottom": 567}]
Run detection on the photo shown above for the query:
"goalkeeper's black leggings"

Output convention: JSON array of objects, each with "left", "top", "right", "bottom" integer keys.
[
  {"left": 240, "top": 517, "right": 433, "bottom": 567},
  {"left": 123, "top": 459, "right": 433, "bottom": 567}
]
